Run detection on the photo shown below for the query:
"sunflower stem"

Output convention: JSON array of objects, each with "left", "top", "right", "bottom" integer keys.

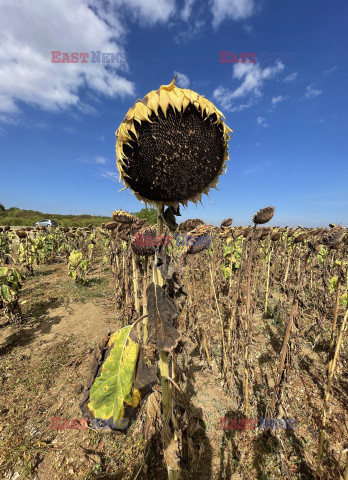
[
  {"left": 264, "top": 247, "right": 272, "bottom": 315},
  {"left": 318, "top": 308, "right": 348, "bottom": 470},
  {"left": 156, "top": 207, "right": 170, "bottom": 415},
  {"left": 142, "top": 256, "right": 148, "bottom": 343},
  {"left": 132, "top": 254, "right": 140, "bottom": 315},
  {"left": 155, "top": 205, "right": 179, "bottom": 479}
]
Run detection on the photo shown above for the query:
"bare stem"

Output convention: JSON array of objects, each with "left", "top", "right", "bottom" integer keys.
[{"left": 318, "top": 308, "right": 348, "bottom": 467}]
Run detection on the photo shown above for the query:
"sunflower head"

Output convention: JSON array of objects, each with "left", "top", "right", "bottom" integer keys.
[
  {"left": 112, "top": 210, "right": 136, "bottom": 224},
  {"left": 16, "top": 230, "right": 27, "bottom": 239},
  {"left": 116, "top": 77, "right": 232, "bottom": 208},
  {"left": 220, "top": 218, "right": 233, "bottom": 228},
  {"left": 178, "top": 218, "right": 206, "bottom": 232},
  {"left": 252, "top": 206, "right": 275, "bottom": 225},
  {"left": 104, "top": 221, "right": 118, "bottom": 231},
  {"left": 322, "top": 227, "right": 346, "bottom": 246},
  {"left": 131, "top": 225, "right": 166, "bottom": 257},
  {"left": 185, "top": 224, "right": 212, "bottom": 255}
]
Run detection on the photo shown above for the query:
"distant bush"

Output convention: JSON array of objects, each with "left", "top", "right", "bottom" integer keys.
[
  {"left": 0, "top": 203, "right": 5, "bottom": 212},
  {"left": 0, "top": 206, "right": 158, "bottom": 227},
  {"left": 132, "top": 207, "right": 157, "bottom": 225},
  {"left": 0, "top": 207, "right": 110, "bottom": 227}
]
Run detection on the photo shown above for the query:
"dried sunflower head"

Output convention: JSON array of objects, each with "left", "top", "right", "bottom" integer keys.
[
  {"left": 112, "top": 210, "right": 136, "bottom": 224},
  {"left": 16, "top": 230, "right": 27, "bottom": 239},
  {"left": 233, "top": 227, "right": 244, "bottom": 237},
  {"left": 322, "top": 227, "right": 346, "bottom": 247},
  {"left": 260, "top": 227, "right": 271, "bottom": 239},
  {"left": 220, "top": 218, "right": 233, "bottom": 228},
  {"left": 271, "top": 232, "right": 281, "bottom": 241},
  {"left": 177, "top": 224, "right": 212, "bottom": 255},
  {"left": 294, "top": 232, "right": 310, "bottom": 243},
  {"left": 252, "top": 206, "right": 275, "bottom": 225},
  {"left": 104, "top": 221, "right": 118, "bottom": 231},
  {"left": 131, "top": 225, "right": 167, "bottom": 257},
  {"left": 116, "top": 77, "right": 232, "bottom": 207},
  {"left": 178, "top": 218, "right": 206, "bottom": 232}
]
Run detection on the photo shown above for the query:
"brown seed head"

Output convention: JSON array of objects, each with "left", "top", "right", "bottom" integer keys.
[
  {"left": 322, "top": 227, "right": 346, "bottom": 247},
  {"left": 178, "top": 218, "right": 206, "bottom": 232},
  {"left": 16, "top": 230, "right": 27, "bottom": 239},
  {"left": 116, "top": 77, "right": 232, "bottom": 207},
  {"left": 252, "top": 206, "right": 275, "bottom": 225},
  {"left": 220, "top": 218, "right": 233, "bottom": 228},
  {"left": 104, "top": 221, "right": 118, "bottom": 231},
  {"left": 112, "top": 210, "right": 136, "bottom": 224}
]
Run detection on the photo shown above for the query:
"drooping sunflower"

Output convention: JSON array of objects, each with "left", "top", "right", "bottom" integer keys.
[
  {"left": 115, "top": 77, "right": 232, "bottom": 207},
  {"left": 111, "top": 210, "right": 136, "bottom": 224}
]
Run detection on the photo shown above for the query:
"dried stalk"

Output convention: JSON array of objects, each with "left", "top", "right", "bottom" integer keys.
[
  {"left": 318, "top": 308, "right": 348, "bottom": 468},
  {"left": 327, "top": 259, "right": 344, "bottom": 374},
  {"left": 271, "top": 251, "right": 310, "bottom": 412},
  {"left": 264, "top": 247, "right": 273, "bottom": 315},
  {"left": 244, "top": 225, "right": 256, "bottom": 416},
  {"left": 132, "top": 254, "right": 140, "bottom": 315}
]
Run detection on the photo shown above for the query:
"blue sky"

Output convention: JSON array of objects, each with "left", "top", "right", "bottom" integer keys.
[{"left": 0, "top": 0, "right": 347, "bottom": 226}]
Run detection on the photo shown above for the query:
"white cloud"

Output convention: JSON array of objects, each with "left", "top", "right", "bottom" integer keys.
[
  {"left": 272, "top": 95, "right": 287, "bottom": 105},
  {"left": 0, "top": 113, "right": 21, "bottom": 126},
  {"left": 98, "top": 169, "right": 117, "bottom": 181},
  {"left": 180, "top": 0, "right": 196, "bottom": 21},
  {"left": 117, "top": 0, "right": 175, "bottom": 25},
  {"left": 174, "top": 72, "right": 190, "bottom": 88},
  {"left": 174, "top": 20, "right": 205, "bottom": 43},
  {"left": 257, "top": 116, "right": 269, "bottom": 127},
  {"left": 95, "top": 156, "right": 107, "bottom": 164},
  {"left": 213, "top": 60, "right": 284, "bottom": 112},
  {"left": 210, "top": 0, "right": 255, "bottom": 28},
  {"left": 0, "top": 0, "right": 135, "bottom": 122},
  {"left": 304, "top": 84, "right": 322, "bottom": 99},
  {"left": 242, "top": 24, "right": 254, "bottom": 34},
  {"left": 283, "top": 72, "right": 297, "bottom": 82},
  {"left": 323, "top": 66, "right": 337, "bottom": 75},
  {"left": 86, "top": 0, "right": 176, "bottom": 26},
  {"left": 64, "top": 126, "right": 77, "bottom": 133}
]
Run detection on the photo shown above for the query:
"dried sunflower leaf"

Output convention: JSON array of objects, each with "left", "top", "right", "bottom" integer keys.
[{"left": 146, "top": 282, "right": 180, "bottom": 352}]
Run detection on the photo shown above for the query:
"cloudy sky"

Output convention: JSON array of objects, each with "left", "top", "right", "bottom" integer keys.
[{"left": 0, "top": 0, "right": 347, "bottom": 226}]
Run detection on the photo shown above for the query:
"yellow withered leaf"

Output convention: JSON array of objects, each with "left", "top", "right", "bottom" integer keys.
[{"left": 88, "top": 326, "right": 139, "bottom": 425}]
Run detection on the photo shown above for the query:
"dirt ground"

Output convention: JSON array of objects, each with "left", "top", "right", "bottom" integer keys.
[{"left": 0, "top": 252, "right": 347, "bottom": 480}]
